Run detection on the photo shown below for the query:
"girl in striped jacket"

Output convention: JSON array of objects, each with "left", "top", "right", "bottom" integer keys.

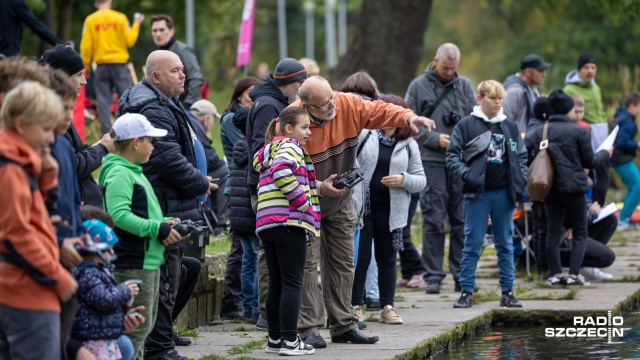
[{"left": 253, "top": 107, "right": 320, "bottom": 356}]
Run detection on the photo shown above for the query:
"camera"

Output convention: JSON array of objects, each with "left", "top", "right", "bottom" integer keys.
[
  {"left": 333, "top": 168, "right": 364, "bottom": 189},
  {"left": 171, "top": 219, "right": 203, "bottom": 236},
  {"left": 443, "top": 111, "right": 462, "bottom": 126}
]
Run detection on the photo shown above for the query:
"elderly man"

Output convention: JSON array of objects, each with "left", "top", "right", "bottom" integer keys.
[
  {"left": 293, "top": 76, "right": 435, "bottom": 346},
  {"left": 118, "top": 50, "right": 216, "bottom": 360},
  {"left": 405, "top": 43, "right": 477, "bottom": 295},
  {"left": 503, "top": 54, "right": 552, "bottom": 134}
]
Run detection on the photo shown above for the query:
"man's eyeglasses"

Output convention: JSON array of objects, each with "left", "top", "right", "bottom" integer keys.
[{"left": 306, "top": 91, "right": 336, "bottom": 112}]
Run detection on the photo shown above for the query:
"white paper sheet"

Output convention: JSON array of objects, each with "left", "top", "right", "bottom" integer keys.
[
  {"left": 590, "top": 123, "right": 610, "bottom": 151},
  {"left": 593, "top": 202, "right": 619, "bottom": 223},
  {"left": 596, "top": 125, "right": 619, "bottom": 152}
]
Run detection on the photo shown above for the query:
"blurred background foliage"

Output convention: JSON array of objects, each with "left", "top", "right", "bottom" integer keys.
[{"left": 19, "top": 0, "right": 640, "bottom": 111}]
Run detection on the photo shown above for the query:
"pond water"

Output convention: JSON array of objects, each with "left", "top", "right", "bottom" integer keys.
[{"left": 434, "top": 311, "right": 640, "bottom": 359}]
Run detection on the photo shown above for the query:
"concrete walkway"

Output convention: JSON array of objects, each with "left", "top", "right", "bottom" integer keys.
[{"left": 177, "top": 230, "right": 640, "bottom": 360}]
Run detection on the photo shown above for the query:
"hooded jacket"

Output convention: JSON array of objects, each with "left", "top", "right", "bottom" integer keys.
[
  {"left": 446, "top": 107, "right": 528, "bottom": 203},
  {"left": 563, "top": 70, "right": 606, "bottom": 124},
  {"left": 246, "top": 75, "right": 290, "bottom": 193},
  {"left": 98, "top": 154, "right": 169, "bottom": 270},
  {"left": 610, "top": 107, "right": 637, "bottom": 166},
  {"left": 253, "top": 137, "right": 320, "bottom": 236},
  {"left": 118, "top": 79, "right": 209, "bottom": 223},
  {"left": 503, "top": 74, "right": 540, "bottom": 134},
  {"left": 0, "top": 129, "right": 74, "bottom": 313},
  {"left": 71, "top": 261, "right": 131, "bottom": 341},
  {"left": 405, "top": 62, "right": 477, "bottom": 166},
  {"left": 525, "top": 114, "right": 609, "bottom": 194},
  {"left": 64, "top": 123, "right": 108, "bottom": 207}
]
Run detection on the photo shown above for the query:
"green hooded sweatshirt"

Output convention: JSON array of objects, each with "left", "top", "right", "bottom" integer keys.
[
  {"left": 563, "top": 70, "right": 606, "bottom": 124},
  {"left": 98, "top": 154, "right": 168, "bottom": 270}
]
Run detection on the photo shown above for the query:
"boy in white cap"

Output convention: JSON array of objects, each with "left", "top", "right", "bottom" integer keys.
[{"left": 98, "top": 113, "right": 184, "bottom": 359}]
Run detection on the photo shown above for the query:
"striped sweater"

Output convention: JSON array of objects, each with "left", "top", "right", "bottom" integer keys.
[{"left": 253, "top": 136, "right": 321, "bottom": 237}]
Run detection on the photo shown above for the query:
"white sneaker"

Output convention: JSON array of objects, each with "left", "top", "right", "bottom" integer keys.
[
  {"left": 353, "top": 305, "right": 365, "bottom": 321},
  {"left": 379, "top": 305, "right": 403, "bottom": 324},
  {"left": 279, "top": 336, "right": 314, "bottom": 356},
  {"left": 582, "top": 267, "right": 613, "bottom": 281}
]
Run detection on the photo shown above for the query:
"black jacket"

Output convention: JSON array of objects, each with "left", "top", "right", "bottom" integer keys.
[
  {"left": 189, "top": 116, "right": 226, "bottom": 173},
  {"left": 0, "top": 0, "right": 61, "bottom": 57},
  {"left": 64, "top": 124, "right": 107, "bottom": 207},
  {"left": 525, "top": 114, "right": 609, "bottom": 194},
  {"left": 118, "top": 79, "right": 209, "bottom": 222},
  {"left": 229, "top": 138, "right": 256, "bottom": 236},
  {"left": 446, "top": 115, "right": 528, "bottom": 203},
  {"left": 246, "top": 74, "right": 289, "bottom": 193}
]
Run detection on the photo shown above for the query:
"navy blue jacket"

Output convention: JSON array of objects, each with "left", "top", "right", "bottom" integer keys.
[
  {"left": 229, "top": 138, "right": 256, "bottom": 236},
  {"left": 0, "top": 0, "right": 61, "bottom": 57},
  {"left": 118, "top": 79, "right": 209, "bottom": 223},
  {"left": 64, "top": 124, "right": 107, "bottom": 208},
  {"left": 246, "top": 75, "right": 289, "bottom": 194},
  {"left": 50, "top": 135, "right": 84, "bottom": 245},
  {"left": 611, "top": 108, "right": 638, "bottom": 167},
  {"left": 71, "top": 261, "right": 131, "bottom": 341}
]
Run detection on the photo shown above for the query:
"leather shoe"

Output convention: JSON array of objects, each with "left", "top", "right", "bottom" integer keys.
[
  {"left": 303, "top": 332, "right": 327, "bottom": 348},
  {"left": 331, "top": 328, "right": 379, "bottom": 344},
  {"left": 357, "top": 320, "right": 367, "bottom": 330},
  {"left": 172, "top": 332, "right": 192, "bottom": 346}
]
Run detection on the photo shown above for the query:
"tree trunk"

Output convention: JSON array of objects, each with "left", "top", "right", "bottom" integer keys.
[
  {"left": 328, "top": 0, "right": 433, "bottom": 96},
  {"left": 57, "top": 0, "right": 76, "bottom": 44},
  {"left": 39, "top": 0, "right": 56, "bottom": 54}
]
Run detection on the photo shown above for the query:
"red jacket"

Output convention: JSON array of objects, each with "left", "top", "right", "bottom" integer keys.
[{"left": 0, "top": 129, "right": 74, "bottom": 312}]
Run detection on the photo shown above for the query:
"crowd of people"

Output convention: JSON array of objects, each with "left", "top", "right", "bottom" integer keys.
[{"left": 0, "top": 0, "right": 637, "bottom": 359}]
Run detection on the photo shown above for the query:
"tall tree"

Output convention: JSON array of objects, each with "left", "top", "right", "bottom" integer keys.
[{"left": 328, "top": 0, "right": 433, "bottom": 95}]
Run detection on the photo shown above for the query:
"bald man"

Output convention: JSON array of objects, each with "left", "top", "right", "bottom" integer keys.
[
  {"left": 117, "top": 50, "right": 215, "bottom": 360},
  {"left": 291, "top": 76, "right": 435, "bottom": 345}
]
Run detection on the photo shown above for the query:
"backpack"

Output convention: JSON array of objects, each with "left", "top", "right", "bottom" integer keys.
[{"left": 526, "top": 121, "right": 554, "bottom": 201}]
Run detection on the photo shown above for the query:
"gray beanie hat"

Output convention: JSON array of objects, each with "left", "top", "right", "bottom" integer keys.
[{"left": 273, "top": 58, "right": 307, "bottom": 86}]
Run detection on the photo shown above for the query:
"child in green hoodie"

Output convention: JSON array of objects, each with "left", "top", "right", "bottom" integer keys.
[{"left": 98, "top": 113, "right": 183, "bottom": 359}]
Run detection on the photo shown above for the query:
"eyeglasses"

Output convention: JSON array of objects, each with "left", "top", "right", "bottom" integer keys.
[{"left": 306, "top": 91, "right": 336, "bottom": 112}]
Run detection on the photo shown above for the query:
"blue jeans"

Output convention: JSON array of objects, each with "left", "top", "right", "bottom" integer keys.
[
  {"left": 614, "top": 162, "right": 640, "bottom": 221},
  {"left": 240, "top": 235, "right": 260, "bottom": 314},
  {"left": 459, "top": 188, "right": 516, "bottom": 293}
]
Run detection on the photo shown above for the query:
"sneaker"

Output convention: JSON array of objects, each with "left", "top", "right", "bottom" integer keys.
[
  {"left": 545, "top": 275, "right": 567, "bottom": 286},
  {"left": 379, "top": 305, "right": 403, "bottom": 324},
  {"left": 157, "top": 349, "right": 187, "bottom": 360},
  {"left": 250, "top": 312, "right": 259, "bottom": 324},
  {"left": 406, "top": 274, "right": 424, "bottom": 288},
  {"left": 567, "top": 274, "right": 590, "bottom": 286},
  {"left": 618, "top": 218, "right": 637, "bottom": 230},
  {"left": 499, "top": 290, "right": 522, "bottom": 308},
  {"left": 256, "top": 313, "right": 268, "bottom": 331},
  {"left": 581, "top": 267, "right": 614, "bottom": 281},
  {"left": 354, "top": 305, "right": 365, "bottom": 321},
  {"left": 279, "top": 336, "right": 315, "bottom": 356},
  {"left": 426, "top": 280, "right": 440, "bottom": 294},
  {"left": 221, "top": 310, "right": 244, "bottom": 320},
  {"left": 396, "top": 278, "right": 410, "bottom": 288},
  {"left": 453, "top": 291, "right": 473, "bottom": 308},
  {"left": 265, "top": 336, "right": 282, "bottom": 354}
]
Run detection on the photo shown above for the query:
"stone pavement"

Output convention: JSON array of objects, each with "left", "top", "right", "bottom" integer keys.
[{"left": 176, "top": 230, "right": 640, "bottom": 360}]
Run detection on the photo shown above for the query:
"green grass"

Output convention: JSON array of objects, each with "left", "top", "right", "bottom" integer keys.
[
  {"left": 174, "top": 327, "right": 199, "bottom": 338},
  {"left": 232, "top": 326, "right": 255, "bottom": 332},
  {"left": 206, "top": 232, "right": 232, "bottom": 255},
  {"left": 227, "top": 338, "right": 267, "bottom": 355},
  {"left": 196, "top": 355, "right": 227, "bottom": 360},
  {"left": 612, "top": 274, "right": 640, "bottom": 283}
]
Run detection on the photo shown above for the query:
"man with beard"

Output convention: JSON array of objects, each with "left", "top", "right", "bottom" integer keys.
[{"left": 245, "top": 58, "right": 307, "bottom": 329}]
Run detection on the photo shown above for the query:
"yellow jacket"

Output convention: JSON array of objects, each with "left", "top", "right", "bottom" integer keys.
[{"left": 80, "top": 9, "right": 139, "bottom": 69}]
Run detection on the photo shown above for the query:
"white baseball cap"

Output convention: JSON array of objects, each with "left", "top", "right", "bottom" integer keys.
[{"left": 111, "top": 113, "right": 168, "bottom": 141}]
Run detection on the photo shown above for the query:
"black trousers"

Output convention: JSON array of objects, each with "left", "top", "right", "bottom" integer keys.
[
  {"left": 531, "top": 201, "right": 548, "bottom": 275},
  {"left": 261, "top": 226, "right": 307, "bottom": 341},
  {"left": 398, "top": 192, "right": 425, "bottom": 279},
  {"left": 172, "top": 256, "right": 201, "bottom": 321},
  {"left": 221, "top": 232, "right": 244, "bottom": 314},
  {"left": 560, "top": 213, "right": 617, "bottom": 268},
  {"left": 352, "top": 209, "right": 397, "bottom": 307},
  {"left": 545, "top": 192, "right": 588, "bottom": 276},
  {"left": 591, "top": 163, "right": 610, "bottom": 206}
]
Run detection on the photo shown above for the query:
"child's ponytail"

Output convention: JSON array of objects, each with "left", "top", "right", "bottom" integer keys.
[{"left": 264, "top": 117, "right": 279, "bottom": 145}]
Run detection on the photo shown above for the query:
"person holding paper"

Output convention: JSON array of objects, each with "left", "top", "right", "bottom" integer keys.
[{"left": 610, "top": 92, "right": 640, "bottom": 230}]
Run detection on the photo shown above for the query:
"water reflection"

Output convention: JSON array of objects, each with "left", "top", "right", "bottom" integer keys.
[{"left": 434, "top": 312, "right": 640, "bottom": 359}]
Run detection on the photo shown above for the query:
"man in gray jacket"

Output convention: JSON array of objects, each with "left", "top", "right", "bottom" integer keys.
[
  {"left": 405, "top": 43, "right": 476, "bottom": 294},
  {"left": 150, "top": 14, "right": 203, "bottom": 108},
  {"left": 503, "top": 54, "right": 551, "bottom": 134}
]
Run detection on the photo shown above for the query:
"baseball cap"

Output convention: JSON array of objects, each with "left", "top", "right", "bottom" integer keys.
[
  {"left": 520, "top": 54, "right": 551, "bottom": 71},
  {"left": 190, "top": 100, "right": 221, "bottom": 118},
  {"left": 111, "top": 113, "right": 168, "bottom": 141},
  {"left": 83, "top": 219, "right": 119, "bottom": 248}
]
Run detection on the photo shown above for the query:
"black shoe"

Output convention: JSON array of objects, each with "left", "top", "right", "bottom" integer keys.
[
  {"left": 453, "top": 291, "right": 473, "bottom": 308},
  {"left": 157, "top": 349, "right": 187, "bottom": 360},
  {"left": 172, "top": 332, "right": 192, "bottom": 346},
  {"left": 331, "top": 328, "right": 379, "bottom": 344},
  {"left": 221, "top": 310, "right": 244, "bottom": 320},
  {"left": 357, "top": 320, "right": 368, "bottom": 330},
  {"left": 264, "top": 336, "right": 282, "bottom": 354},
  {"left": 303, "top": 332, "right": 327, "bottom": 349},
  {"left": 243, "top": 308, "right": 252, "bottom": 319},
  {"left": 500, "top": 290, "right": 522, "bottom": 308},
  {"left": 426, "top": 280, "right": 441, "bottom": 294},
  {"left": 365, "top": 297, "right": 381, "bottom": 311},
  {"left": 249, "top": 312, "right": 259, "bottom": 324},
  {"left": 255, "top": 313, "right": 268, "bottom": 331}
]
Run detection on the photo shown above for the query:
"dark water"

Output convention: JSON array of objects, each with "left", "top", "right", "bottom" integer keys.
[{"left": 434, "top": 312, "right": 640, "bottom": 359}]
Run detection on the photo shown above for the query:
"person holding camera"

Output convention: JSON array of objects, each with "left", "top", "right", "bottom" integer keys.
[
  {"left": 99, "top": 113, "right": 183, "bottom": 359},
  {"left": 351, "top": 95, "right": 426, "bottom": 325},
  {"left": 405, "top": 43, "right": 477, "bottom": 295}
]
